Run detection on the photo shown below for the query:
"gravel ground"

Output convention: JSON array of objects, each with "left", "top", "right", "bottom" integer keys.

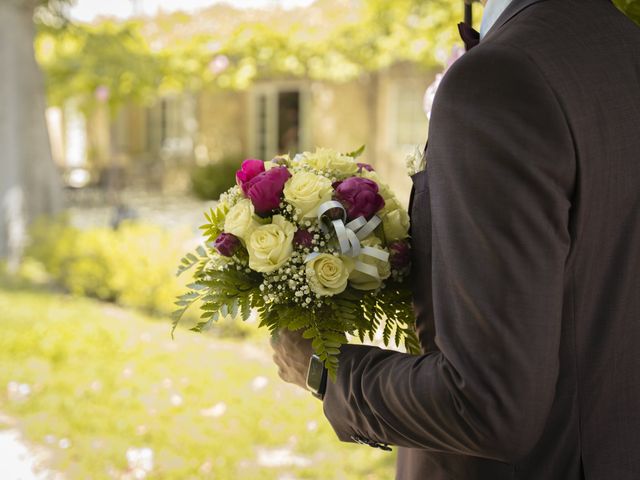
[
  {"left": 0, "top": 425, "right": 63, "bottom": 480},
  {"left": 66, "top": 190, "right": 215, "bottom": 232}
]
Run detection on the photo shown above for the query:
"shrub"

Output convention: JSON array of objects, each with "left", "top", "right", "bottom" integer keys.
[
  {"left": 190, "top": 157, "right": 243, "bottom": 200},
  {"left": 24, "top": 217, "right": 193, "bottom": 317},
  {"left": 21, "top": 216, "right": 256, "bottom": 337}
]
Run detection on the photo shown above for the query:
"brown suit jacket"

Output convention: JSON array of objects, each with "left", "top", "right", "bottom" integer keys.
[{"left": 322, "top": 0, "right": 640, "bottom": 478}]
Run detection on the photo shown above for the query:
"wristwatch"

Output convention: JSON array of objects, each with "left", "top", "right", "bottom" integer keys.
[{"left": 306, "top": 354, "right": 328, "bottom": 400}]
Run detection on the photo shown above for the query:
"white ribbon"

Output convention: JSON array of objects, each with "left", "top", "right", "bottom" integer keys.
[{"left": 305, "top": 200, "right": 390, "bottom": 281}]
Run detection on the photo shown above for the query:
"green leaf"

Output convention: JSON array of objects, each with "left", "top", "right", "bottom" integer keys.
[
  {"left": 345, "top": 144, "right": 366, "bottom": 159},
  {"left": 241, "top": 300, "right": 252, "bottom": 322},
  {"left": 303, "top": 327, "right": 318, "bottom": 339}
]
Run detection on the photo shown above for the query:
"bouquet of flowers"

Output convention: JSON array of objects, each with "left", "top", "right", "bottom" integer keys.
[{"left": 174, "top": 147, "right": 420, "bottom": 378}]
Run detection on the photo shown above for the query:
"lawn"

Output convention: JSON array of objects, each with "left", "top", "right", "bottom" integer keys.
[{"left": 0, "top": 287, "right": 396, "bottom": 479}]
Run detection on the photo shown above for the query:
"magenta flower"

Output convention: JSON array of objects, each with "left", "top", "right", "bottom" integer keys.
[
  {"left": 357, "top": 162, "right": 375, "bottom": 173},
  {"left": 245, "top": 166, "right": 291, "bottom": 216},
  {"left": 293, "top": 229, "right": 314, "bottom": 248},
  {"left": 334, "top": 177, "right": 385, "bottom": 220},
  {"left": 214, "top": 233, "right": 242, "bottom": 257},
  {"left": 236, "top": 159, "right": 265, "bottom": 195},
  {"left": 389, "top": 240, "right": 411, "bottom": 271}
]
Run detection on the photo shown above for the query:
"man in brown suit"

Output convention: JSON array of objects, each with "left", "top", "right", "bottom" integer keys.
[{"left": 272, "top": 0, "right": 640, "bottom": 478}]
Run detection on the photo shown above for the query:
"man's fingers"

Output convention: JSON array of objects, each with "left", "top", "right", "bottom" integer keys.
[
  {"left": 272, "top": 352, "right": 282, "bottom": 368},
  {"left": 269, "top": 330, "right": 280, "bottom": 348}
]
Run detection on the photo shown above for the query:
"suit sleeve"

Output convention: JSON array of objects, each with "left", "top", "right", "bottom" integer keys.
[{"left": 322, "top": 44, "right": 575, "bottom": 463}]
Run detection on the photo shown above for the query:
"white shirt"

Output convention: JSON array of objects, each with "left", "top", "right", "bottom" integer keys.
[{"left": 480, "top": 0, "right": 514, "bottom": 39}]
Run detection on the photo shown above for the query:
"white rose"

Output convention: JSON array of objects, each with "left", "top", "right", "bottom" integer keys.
[
  {"left": 247, "top": 215, "right": 296, "bottom": 273},
  {"left": 306, "top": 254, "right": 354, "bottom": 297},
  {"left": 283, "top": 172, "right": 333, "bottom": 219},
  {"left": 349, "top": 237, "right": 391, "bottom": 291},
  {"left": 224, "top": 199, "right": 261, "bottom": 243},
  {"left": 380, "top": 197, "right": 410, "bottom": 241},
  {"left": 304, "top": 148, "right": 358, "bottom": 176}
]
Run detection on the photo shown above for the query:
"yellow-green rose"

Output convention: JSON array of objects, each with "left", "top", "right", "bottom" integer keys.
[
  {"left": 224, "top": 199, "right": 261, "bottom": 243},
  {"left": 247, "top": 215, "right": 296, "bottom": 273},
  {"left": 306, "top": 253, "right": 354, "bottom": 297},
  {"left": 304, "top": 148, "right": 358, "bottom": 176},
  {"left": 264, "top": 155, "right": 289, "bottom": 171},
  {"left": 380, "top": 197, "right": 410, "bottom": 241},
  {"left": 349, "top": 237, "right": 391, "bottom": 291},
  {"left": 283, "top": 171, "right": 333, "bottom": 218}
]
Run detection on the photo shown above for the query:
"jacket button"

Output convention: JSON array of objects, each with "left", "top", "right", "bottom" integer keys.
[{"left": 374, "top": 442, "right": 393, "bottom": 452}]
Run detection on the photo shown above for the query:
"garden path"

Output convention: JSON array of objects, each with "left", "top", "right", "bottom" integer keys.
[{"left": 0, "top": 413, "right": 63, "bottom": 480}]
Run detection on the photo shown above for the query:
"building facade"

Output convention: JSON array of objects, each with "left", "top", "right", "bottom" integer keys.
[{"left": 50, "top": 62, "right": 435, "bottom": 206}]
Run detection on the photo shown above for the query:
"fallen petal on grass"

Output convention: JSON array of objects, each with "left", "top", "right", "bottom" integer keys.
[
  {"left": 256, "top": 447, "right": 312, "bottom": 468},
  {"left": 251, "top": 376, "right": 269, "bottom": 391},
  {"left": 200, "top": 402, "right": 227, "bottom": 418}
]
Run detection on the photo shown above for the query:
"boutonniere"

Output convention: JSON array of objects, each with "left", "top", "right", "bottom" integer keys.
[{"left": 405, "top": 144, "right": 426, "bottom": 177}]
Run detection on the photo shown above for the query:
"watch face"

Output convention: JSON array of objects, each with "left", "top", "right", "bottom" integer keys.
[{"left": 306, "top": 356, "right": 325, "bottom": 393}]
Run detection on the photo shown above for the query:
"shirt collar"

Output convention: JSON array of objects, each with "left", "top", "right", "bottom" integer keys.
[{"left": 480, "top": 0, "right": 514, "bottom": 39}]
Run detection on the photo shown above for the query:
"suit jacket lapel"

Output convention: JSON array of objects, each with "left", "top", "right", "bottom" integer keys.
[{"left": 482, "top": 0, "right": 548, "bottom": 41}]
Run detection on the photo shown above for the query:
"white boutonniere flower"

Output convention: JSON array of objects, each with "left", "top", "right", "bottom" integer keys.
[{"left": 405, "top": 145, "right": 425, "bottom": 177}]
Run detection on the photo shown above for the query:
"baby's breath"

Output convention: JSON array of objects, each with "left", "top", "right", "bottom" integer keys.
[{"left": 218, "top": 185, "right": 243, "bottom": 208}]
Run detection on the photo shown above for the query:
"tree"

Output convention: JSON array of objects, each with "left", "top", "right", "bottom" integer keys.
[
  {"left": 0, "top": 0, "right": 63, "bottom": 267},
  {"left": 36, "top": 0, "right": 462, "bottom": 108}
]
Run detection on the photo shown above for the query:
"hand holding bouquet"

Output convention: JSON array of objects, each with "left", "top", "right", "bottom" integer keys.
[{"left": 174, "top": 147, "right": 420, "bottom": 378}]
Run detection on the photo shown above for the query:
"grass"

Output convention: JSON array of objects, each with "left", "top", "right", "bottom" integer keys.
[{"left": 0, "top": 287, "right": 396, "bottom": 479}]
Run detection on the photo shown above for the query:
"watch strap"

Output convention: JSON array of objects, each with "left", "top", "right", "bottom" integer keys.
[{"left": 306, "top": 354, "right": 328, "bottom": 400}]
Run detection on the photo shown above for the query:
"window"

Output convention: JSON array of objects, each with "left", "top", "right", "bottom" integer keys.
[
  {"left": 160, "top": 96, "right": 190, "bottom": 155},
  {"left": 256, "top": 93, "right": 269, "bottom": 160},
  {"left": 277, "top": 91, "right": 301, "bottom": 154},
  {"left": 391, "top": 81, "right": 429, "bottom": 148},
  {"left": 145, "top": 95, "right": 196, "bottom": 158},
  {"left": 252, "top": 84, "right": 307, "bottom": 160}
]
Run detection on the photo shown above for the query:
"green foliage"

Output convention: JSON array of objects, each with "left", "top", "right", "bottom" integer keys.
[
  {"left": 345, "top": 144, "right": 366, "bottom": 158},
  {"left": 176, "top": 244, "right": 207, "bottom": 277},
  {"left": 172, "top": 252, "right": 263, "bottom": 335},
  {"left": 174, "top": 239, "right": 420, "bottom": 379},
  {"left": 614, "top": 0, "right": 640, "bottom": 25},
  {"left": 33, "top": 0, "right": 640, "bottom": 110},
  {"left": 0, "top": 288, "right": 396, "bottom": 479},
  {"left": 190, "top": 158, "right": 242, "bottom": 201},
  {"left": 35, "top": 0, "right": 462, "bottom": 109},
  {"left": 24, "top": 217, "right": 192, "bottom": 317},
  {"left": 36, "top": 21, "right": 166, "bottom": 111},
  {"left": 199, "top": 203, "right": 230, "bottom": 245}
]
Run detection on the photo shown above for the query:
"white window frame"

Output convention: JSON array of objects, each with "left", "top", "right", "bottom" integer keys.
[
  {"left": 387, "top": 79, "right": 429, "bottom": 152},
  {"left": 248, "top": 81, "right": 310, "bottom": 160}
]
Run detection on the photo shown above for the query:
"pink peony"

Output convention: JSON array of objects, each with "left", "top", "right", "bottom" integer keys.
[
  {"left": 357, "top": 162, "right": 375, "bottom": 173},
  {"left": 334, "top": 177, "right": 385, "bottom": 221},
  {"left": 214, "top": 233, "right": 242, "bottom": 257},
  {"left": 293, "top": 229, "right": 314, "bottom": 248},
  {"left": 245, "top": 166, "right": 291, "bottom": 216},
  {"left": 389, "top": 240, "right": 411, "bottom": 271},
  {"left": 236, "top": 159, "right": 265, "bottom": 195}
]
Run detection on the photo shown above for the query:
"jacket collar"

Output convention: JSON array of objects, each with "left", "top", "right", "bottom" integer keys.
[{"left": 482, "top": 0, "right": 548, "bottom": 41}]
